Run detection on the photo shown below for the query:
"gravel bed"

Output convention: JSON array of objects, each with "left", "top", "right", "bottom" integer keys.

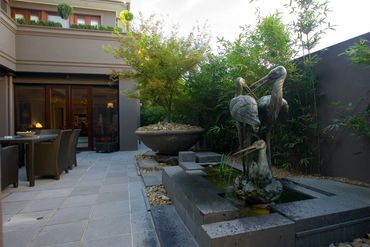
[{"left": 145, "top": 185, "right": 172, "bottom": 207}]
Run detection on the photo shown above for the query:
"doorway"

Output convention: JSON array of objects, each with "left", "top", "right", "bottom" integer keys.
[
  {"left": 15, "top": 84, "right": 119, "bottom": 151},
  {"left": 46, "top": 86, "right": 92, "bottom": 149}
]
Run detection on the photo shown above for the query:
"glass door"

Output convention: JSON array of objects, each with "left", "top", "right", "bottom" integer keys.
[
  {"left": 71, "top": 88, "right": 91, "bottom": 149},
  {"left": 46, "top": 86, "right": 92, "bottom": 150},
  {"left": 44, "top": 85, "right": 118, "bottom": 151},
  {"left": 48, "top": 87, "right": 68, "bottom": 129}
]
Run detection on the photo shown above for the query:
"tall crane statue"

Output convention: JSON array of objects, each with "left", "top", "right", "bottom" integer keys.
[
  {"left": 250, "top": 66, "right": 289, "bottom": 168},
  {"left": 229, "top": 77, "right": 260, "bottom": 174}
]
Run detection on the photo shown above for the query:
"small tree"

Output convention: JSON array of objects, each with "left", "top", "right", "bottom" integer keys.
[
  {"left": 108, "top": 14, "right": 209, "bottom": 123},
  {"left": 270, "top": 0, "right": 334, "bottom": 170},
  {"left": 57, "top": 3, "right": 73, "bottom": 20}
]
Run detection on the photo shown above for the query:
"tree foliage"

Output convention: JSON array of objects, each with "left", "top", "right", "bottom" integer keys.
[
  {"left": 109, "top": 14, "right": 210, "bottom": 122},
  {"left": 341, "top": 39, "right": 370, "bottom": 65}
]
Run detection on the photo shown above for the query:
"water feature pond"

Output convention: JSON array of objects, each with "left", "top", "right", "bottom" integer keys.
[{"left": 203, "top": 164, "right": 312, "bottom": 217}]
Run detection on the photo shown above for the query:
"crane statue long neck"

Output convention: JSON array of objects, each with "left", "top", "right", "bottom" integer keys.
[
  {"left": 258, "top": 145, "right": 268, "bottom": 168},
  {"left": 269, "top": 66, "right": 287, "bottom": 121},
  {"left": 235, "top": 77, "right": 243, "bottom": 97},
  {"left": 235, "top": 77, "right": 257, "bottom": 99}
]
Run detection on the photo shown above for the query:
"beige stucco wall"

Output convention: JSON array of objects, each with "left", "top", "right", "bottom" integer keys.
[
  {"left": 0, "top": 11, "right": 16, "bottom": 71},
  {"left": 10, "top": 0, "right": 129, "bottom": 27},
  {"left": 16, "top": 25, "right": 126, "bottom": 74}
]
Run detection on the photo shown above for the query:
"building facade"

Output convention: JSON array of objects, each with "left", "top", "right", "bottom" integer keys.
[{"left": 0, "top": 0, "right": 139, "bottom": 151}]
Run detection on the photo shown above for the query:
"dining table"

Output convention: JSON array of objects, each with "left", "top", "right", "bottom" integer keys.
[{"left": 0, "top": 134, "right": 58, "bottom": 187}]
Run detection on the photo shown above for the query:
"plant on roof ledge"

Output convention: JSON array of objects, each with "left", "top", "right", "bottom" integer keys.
[
  {"left": 119, "top": 9, "right": 133, "bottom": 32},
  {"left": 57, "top": 3, "right": 73, "bottom": 20}
]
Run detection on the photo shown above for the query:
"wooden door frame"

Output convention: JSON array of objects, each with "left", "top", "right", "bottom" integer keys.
[
  {"left": 45, "top": 85, "right": 70, "bottom": 130},
  {"left": 46, "top": 85, "right": 93, "bottom": 150}
]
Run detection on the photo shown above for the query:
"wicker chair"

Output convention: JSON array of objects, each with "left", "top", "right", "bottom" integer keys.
[
  {"left": 34, "top": 129, "right": 72, "bottom": 179},
  {"left": 68, "top": 129, "right": 80, "bottom": 170},
  {"left": 39, "top": 129, "right": 60, "bottom": 135},
  {"left": 1, "top": 145, "right": 19, "bottom": 190}
]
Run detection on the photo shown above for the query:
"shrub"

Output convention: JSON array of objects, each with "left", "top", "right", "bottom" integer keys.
[
  {"left": 16, "top": 18, "right": 62, "bottom": 27},
  {"left": 70, "top": 23, "right": 122, "bottom": 32},
  {"left": 140, "top": 105, "right": 166, "bottom": 126}
]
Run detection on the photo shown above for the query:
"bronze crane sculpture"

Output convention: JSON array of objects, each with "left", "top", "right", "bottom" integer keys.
[
  {"left": 229, "top": 77, "right": 260, "bottom": 174},
  {"left": 250, "top": 66, "right": 289, "bottom": 168},
  {"left": 232, "top": 139, "right": 283, "bottom": 203}
]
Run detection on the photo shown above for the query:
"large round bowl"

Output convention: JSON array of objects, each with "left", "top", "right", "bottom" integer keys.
[
  {"left": 135, "top": 128, "right": 205, "bottom": 155},
  {"left": 16, "top": 131, "right": 35, "bottom": 137}
]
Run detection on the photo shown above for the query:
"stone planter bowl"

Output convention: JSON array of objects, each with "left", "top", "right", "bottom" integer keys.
[{"left": 135, "top": 128, "right": 205, "bottom": 155}]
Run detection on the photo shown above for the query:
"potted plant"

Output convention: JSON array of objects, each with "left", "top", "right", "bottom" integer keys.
[
  {"left": 118, "top": 10, "right": 133, "bottom": 32},
  {"left": 107, "top": 14, "right": 209, "bottom": 154},
  {"left": 57, "top": 3, "right": 73, "bottom": 20}
]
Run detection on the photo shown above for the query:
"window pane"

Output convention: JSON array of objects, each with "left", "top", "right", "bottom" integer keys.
[
  {"left": 48, "top": 14, "right": 69, "bottom": 28},
  {"left": 77, "top": 17, "right": 85, "bottom": 25},
  {"left": 91, "top": 19, "right": 98, "bottom": 26},
  {"left": 92, "top": 87, "right": 118, "bottom": 151},
  {"left": 30, "top": 15, "right": 39, "bottom": 21},
  {"left": 72, "top": 88, "right": 89, "bottom": 148},
  {"left": 15, "top": 86, "right": 45, "bottom": 131},
  {"left": 50, "top": 88, "right": 67, "bottom": 129},
  {"left": 15, "top": 13, "right": 24, "bottom": 19}
]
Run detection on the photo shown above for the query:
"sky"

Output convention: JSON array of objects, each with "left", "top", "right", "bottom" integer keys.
[{"left": 131, "top": 0, "right": 370, "bottom": 52}]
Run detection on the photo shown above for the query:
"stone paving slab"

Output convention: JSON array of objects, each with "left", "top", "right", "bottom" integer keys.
[{"left": 2, "top": 150, "right": 160, "bottom": 247}]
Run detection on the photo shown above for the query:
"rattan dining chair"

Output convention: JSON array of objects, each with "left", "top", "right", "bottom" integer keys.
[
  {"left": 68, "top": 129, "right": 80, "bottom": 170},
  {"left": 34, "top": 129, "right": 72, "bottom": 179},
  {"left": 1, "top": 145, "right": 19, "bottom": 190}
]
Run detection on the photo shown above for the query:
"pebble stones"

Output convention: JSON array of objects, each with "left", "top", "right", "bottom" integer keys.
[
  {"left": 145, "top": 185, "right": 172, "bottom": 207},
  {"left": 329, "top": 234, "right": 370, "bottom": 247}
]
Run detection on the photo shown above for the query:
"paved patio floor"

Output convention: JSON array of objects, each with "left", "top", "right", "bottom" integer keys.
[{"left": 1, "top": 149, "right": 159, "bottom": 247}]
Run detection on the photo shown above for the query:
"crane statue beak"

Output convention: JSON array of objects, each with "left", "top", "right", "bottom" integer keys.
[
  {"left": 250, "top": 75, "right": 269, "bottom": 91},
  {"left": 232, "top": 143, "right": 258, "bottom": 157}
]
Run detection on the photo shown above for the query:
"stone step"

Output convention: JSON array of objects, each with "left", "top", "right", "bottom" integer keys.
[
  {"left": 178, "top": 151, "right": 196, "bottom": 162},
  {"left": 179, "top": 162, "right": 204, "bottom": 171},
  {"left": 195, "top": 152, "right": 222, "bottom": 163},
  {"left": 186, "top": 170, "right": 207, "bottom": 176},
  {"left": 151, "top": 205, "right": 198, "bottom": 247}
]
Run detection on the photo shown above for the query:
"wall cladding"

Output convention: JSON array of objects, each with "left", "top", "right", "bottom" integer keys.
[{"left": 314, "top": 32, "right": 370, "bottom": 183}]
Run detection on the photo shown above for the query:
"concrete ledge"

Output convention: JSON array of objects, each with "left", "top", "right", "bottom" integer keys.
[
  {"left": 201, "top": 213, "right": 295, "bottom": 247},
  {"left": 162, "top": 166, "right": 238, "bottom": 243},
  {"left": 273, "top": 195, "right": 370, "bottom": 247},
  {"left": 151, "top": 205, "right": 198, "bottom": 247}
]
